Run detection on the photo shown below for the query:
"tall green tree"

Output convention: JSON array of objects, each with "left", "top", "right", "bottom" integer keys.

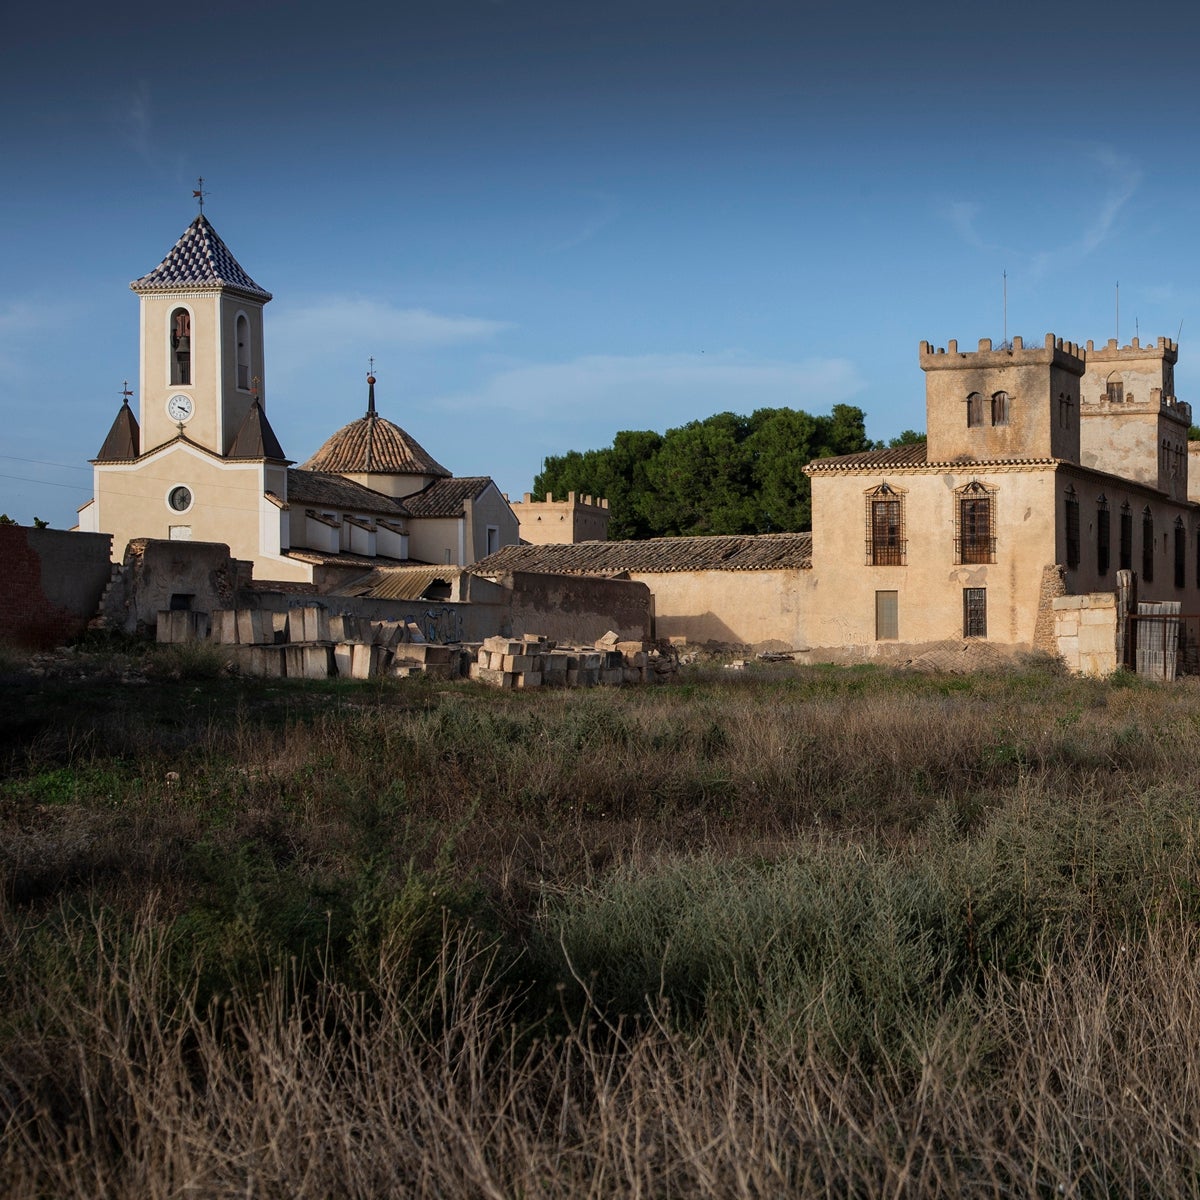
[{"left": 534, "top": 403, "right": 872, "bottom": 539}]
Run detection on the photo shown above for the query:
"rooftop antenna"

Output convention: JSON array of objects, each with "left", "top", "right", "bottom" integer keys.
[
  {"left": 1002, "top": 269, "right": 1007, "bottom": 347},
  {"left": 1135, "top": 316, "right": 1140, "bottom": 342},
  {"left": 1115, "top": 281, "right": 1119, "bottom": 344},
  {"left": 1177, "top": 319, "right": 1184, "bottom": 346},
  {"left": 192, "top": 176, "right": 208, "bottom": 214}
]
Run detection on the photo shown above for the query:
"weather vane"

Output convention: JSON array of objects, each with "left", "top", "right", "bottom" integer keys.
[
  {"left": 121, "top": 380, "right": 133, "bottom": 405},
  {"left": 368, "top": 356, "right": 376, "bottom": 377},
  {"left": 193, "top": 177, "right": 208, "bottom": 214}
]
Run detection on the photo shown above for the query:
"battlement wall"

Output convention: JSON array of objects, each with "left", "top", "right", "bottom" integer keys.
[
  {"left": 920, "top": 333, "right": 1085, "bottom": 374},
  {"left": 1085, "top": 336, "right": 1178, "bottom": 363}
]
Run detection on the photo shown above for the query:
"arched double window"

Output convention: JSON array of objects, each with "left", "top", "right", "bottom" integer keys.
[{"left": 990, "top": 391, "right": 1010, "bottom": 426}]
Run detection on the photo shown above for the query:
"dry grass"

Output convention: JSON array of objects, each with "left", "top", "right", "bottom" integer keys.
[{"left": 5, "top": 652, "right": 1200, "bottom": 1194}]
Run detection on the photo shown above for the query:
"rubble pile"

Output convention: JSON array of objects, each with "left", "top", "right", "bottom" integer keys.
[
  {"left": 469, "top": 630, "right": 661, "bottom": 690},
  {"left": 157, "top": 606, "right": 671, "bottom": 686}
]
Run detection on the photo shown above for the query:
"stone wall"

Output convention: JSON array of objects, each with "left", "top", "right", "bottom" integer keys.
[
  {"left": 503, "top": 571, "right": 650, "bottom": 643},
  {"left": 1053, "top": 592, "right": 1118, "bottom": 676},
  {"left": 0, "top": 525, "right": 114, "bottom": 649}
]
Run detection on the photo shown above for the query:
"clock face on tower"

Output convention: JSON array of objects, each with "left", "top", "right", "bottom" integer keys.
[{"left": 167, "top": 394, "right": 194, "bottom": 422}]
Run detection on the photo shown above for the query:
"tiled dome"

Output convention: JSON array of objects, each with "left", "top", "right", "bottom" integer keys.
[{"left": 301, "top": 412, "right": 451, "bottom": 477}]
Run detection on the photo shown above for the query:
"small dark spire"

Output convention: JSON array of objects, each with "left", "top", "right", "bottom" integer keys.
[{"left": 365, "top": 360, "right": 377, "bottom": 471}]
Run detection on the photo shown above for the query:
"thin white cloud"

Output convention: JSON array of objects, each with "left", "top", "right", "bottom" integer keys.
[
  {"left": 270, "top": 297, "right": 512, "bottom": 367},
  {"left": 541, "top": 190, "right": 623, "bottom": 253},
  {"left": 942, "top": 144, "right": 1141, "bottom": 276},
  {"left": 434, "top": 350, "right": 866, "bottom": 430}
]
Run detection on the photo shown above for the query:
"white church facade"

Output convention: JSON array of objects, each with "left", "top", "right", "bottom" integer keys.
[{"left": 76, "top": 213, "right": 518, "bottom": 583}]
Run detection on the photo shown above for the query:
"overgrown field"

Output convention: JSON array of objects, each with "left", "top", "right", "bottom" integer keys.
[{"left": 5, "top": 641, "right": 1200, "bottom": 1196}]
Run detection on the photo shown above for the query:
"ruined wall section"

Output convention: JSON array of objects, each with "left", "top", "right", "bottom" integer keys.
[{"left": 0, "top": 526, "right": 114, "bottom": 649}]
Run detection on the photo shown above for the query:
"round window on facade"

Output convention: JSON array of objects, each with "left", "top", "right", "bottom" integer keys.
[{"left": 168, "top": 485, "right": 193, "bottom": 512}]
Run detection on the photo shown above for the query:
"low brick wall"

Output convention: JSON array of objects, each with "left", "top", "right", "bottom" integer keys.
[
  {"left": 1053, "top": 592, "right": 1118, "bottom": 676},
  {"left": 0, "top": 525, "right": 114, "bottom": 649}
]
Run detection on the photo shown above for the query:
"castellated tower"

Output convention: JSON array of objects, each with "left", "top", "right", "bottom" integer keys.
[
  {"left": 1079, "top": 337, "right": 1190, "bottom": 501},
  {"left": 920, "top": 334, "right": 1084, "bottom": 465}
]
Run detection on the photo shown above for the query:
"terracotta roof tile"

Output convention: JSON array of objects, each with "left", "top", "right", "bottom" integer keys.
[
  {"left": 130, "top": 215, "right": 272, "bottom": 301},
  {"left": 805, "top": 442, "right": 1061, "bottom": 473},
  {"left": 301, "top": 413, "right": 451, "bottom": 477},
  {"left": 471, "top": 531, "right": 812, "bottom": 575},
  {"left": 286, "top": 469, "right": 410, "bottom": 515},
  {"left": 402, "top": 476, "right": 494, "bottom": 517},
  {"left": 806, "top": 443, "right": 929, "bottom": 471},
  {"left": 329, "top": 565, "right": 459, "bottom": 600}
]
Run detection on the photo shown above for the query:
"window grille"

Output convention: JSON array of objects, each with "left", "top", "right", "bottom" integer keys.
[
  {"left": 1143, "top": 508, "right": 1155, "bottom": 583},
  {"left": 1175, "top": 518, "right": 1186, "bottom": 588},
  {"left": 1120, "top": 503, "right": 1133, "bottom": 571},
  {"left": 966, "top": 392, "right": 984, "bottom": 427},
  {"left": 963, "top": 588, "right": 987, "bottom": 638},
  {"left": 956, "top": 482, "right": 996, "bottom": 564},
  {"left": 1065, "top": 487, "right": 1080, "bottom": 569},
  {"left": 1096, "top": 496, "right": 1110, "bottom": 576},
  {"left": 865, "top": 485, "right": 905, "bottom": 565}
]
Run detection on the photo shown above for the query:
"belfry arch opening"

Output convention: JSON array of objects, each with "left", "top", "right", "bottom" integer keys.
[{"left": 170, "top": 307, "right": 192, "bottom": 386}]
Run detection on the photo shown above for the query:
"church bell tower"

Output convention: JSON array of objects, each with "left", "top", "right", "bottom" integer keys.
[{"left": 130, "top": 209, "right": 273, "bottom": 457}]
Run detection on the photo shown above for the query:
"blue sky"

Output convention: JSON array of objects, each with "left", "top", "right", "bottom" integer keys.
[{"left": 4, "top": 0, "right": 1200, "bottom": 526}]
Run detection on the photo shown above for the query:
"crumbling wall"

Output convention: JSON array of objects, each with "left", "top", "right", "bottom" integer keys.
[
  {"left": 0, "top": 525, "right": 113, "bottom": 649},
  {"left": 503, "top": 571, "right": 651, "bottom": 643}
]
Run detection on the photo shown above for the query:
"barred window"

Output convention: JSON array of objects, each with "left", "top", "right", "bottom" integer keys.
[
  {"left": 1143, "top": 507, "right": 1155, "bottom": 583},
  {"left": 1065, "top": 486, "right": 1080, "bottom": 569},
  {"left": 1175, "top": 518, "right": 1186, "bottom": 589},
  {"left": 1106, "top": 374, "right": 1124, "bottom": 403},
  {"left": 956, "top": 481, "right": 996, "bottom": 564},
  {"left": 991, "top": 391, "right": 1010, "bottom": 426},
  {"left": 966, "top": 392, "right": 985, "bottom": 428},
  {"left": 1096, "top": 496, "right": 1110, "bottom": 576},
  {"left": 1120, "top": 503, "right": 1133, "bottom": 571},
  {"left": 963, "top": 588, "right": 987, "bottom": 638},
  {"left": 865, "top": 483, "right": 905, "bottom": 565}
]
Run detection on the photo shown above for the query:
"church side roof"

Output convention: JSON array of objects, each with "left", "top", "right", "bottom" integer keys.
[
  {"left": 402, "top": 476, "right": 494, "bottom": 518},
  {"left": 130, "top": 215, "right": 272, "bottom": 301},
  {"left": 470, "top": 532, "right": 813, "bottom": 576},
  {"left": 228, "top": 401, "right": 288, "bottom": 461},
  {"left": 286, "top": 469, "right": 410, "bottom": 516},
  {"left": 95, "top": 402, "right": 140, "bottom": 461},
  {"left": 300, "top": 412, "right": 452, "bottom": 477}
]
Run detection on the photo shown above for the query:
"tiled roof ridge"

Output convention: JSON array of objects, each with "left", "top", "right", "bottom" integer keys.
[
  {"left": 402, "top": 476, "right": 494, "bottom": 517},
  {"left": 805, "top": 443, "right": 1071, "bottom": 472},
  {"left": 131, "top": 214, "right": 272, "bottom": 301},
  {"left": 286, "top": 467, "right": 411, "bottom": 516},
  {"left": 470, "top": 530, "right": 813, "bottom": 575}
]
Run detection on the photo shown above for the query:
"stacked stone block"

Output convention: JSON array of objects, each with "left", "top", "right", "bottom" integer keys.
[{"left": 468, "top": 631, "right": 654, "bottom": 690}]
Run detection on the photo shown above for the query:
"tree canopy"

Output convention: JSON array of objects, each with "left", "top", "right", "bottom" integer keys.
[{"left": 534, "top": 404, "right": 874, "bottom": 539}]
